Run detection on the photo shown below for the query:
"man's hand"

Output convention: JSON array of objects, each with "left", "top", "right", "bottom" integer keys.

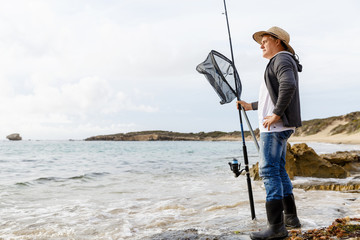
[
  {"left": 263, "top": 114, "right": 281, "bottom": 130},
  {"left": 236, "top": 101, "right": 252, "bottom": 111}
]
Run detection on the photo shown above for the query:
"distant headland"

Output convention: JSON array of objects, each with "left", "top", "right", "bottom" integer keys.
[
  {"left": 84, "top": 130, "right": 250, "bottom": 141},
  {"left": 85, "top": 111, "right": 360, "bottom": 144}
]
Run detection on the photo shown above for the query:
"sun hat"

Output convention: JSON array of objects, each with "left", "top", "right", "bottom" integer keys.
[{"left": 252, "top": 26, "right": 295, "bottom": 55}]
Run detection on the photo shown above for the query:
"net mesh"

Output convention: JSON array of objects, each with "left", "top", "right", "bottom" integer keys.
[{"left": 196, "top": 50, "right": 242, "bottom": 104}]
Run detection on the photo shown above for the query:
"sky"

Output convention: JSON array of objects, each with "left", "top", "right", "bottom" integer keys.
[{"left": 0, "top": 0, "right": 359, "bottom": 140}]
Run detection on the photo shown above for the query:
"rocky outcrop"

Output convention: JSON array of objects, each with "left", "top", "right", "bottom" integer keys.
[
  {"left": 293, "top": 180, "right": 360, "bottom": 192},
  {"left": 6, "top": 133, "right": 22, "bottom": 141},
  {"left": 320, "top": 151, "right": 360, "bottom": 172},
  {"left": 250, "top": 143, "right": 350, "bottom": 180},
  {"left": 249, "top": 143, "right": 360, "bottom": 191},
  {"left": 286, "top": 143, "right": 350, "bottom": 179}
]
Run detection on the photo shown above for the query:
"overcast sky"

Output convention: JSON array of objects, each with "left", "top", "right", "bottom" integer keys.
[{"left": 0, "top": 0, "right": 359, "bottom": 140}]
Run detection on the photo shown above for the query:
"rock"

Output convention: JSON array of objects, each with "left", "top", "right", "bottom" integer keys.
[
  {"left": 250, "top": 143, "right": 349, "bottom": 180},
  {"left": 249, "top": 162, "right": 261, "bottom": 181},
  {"left": 285, "top": 143, "right": 297, "bottom": 179},
  {"left": 288, "top": 143, "right": 349, "bottom": 179},
  {"left": 289, "top": 217, "right": 360, "bottom": 239},
  {"left": 293, "top": 172, "right": 360, "bottom": 192},
  {"left": 146, "top": 228, "right": 249, "bottom": 240},
  {"left": 320, "top": 151, "right": 360, "bottom": 165},
  {"left": 6, "top": 133, "right": 22, "bottom": 141},
  {"left": 320, "top": 151, "right": 360, "bottom": 172},
  {"left": 293, "top": 182, "right": 360, "bottom": 192},
  {"left": 249, "top": 143, "right": 359, "bottom": 192}
]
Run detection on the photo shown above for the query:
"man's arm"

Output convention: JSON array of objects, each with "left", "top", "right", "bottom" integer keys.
[
  {"left": 237, "top": 101, "right": 258, "bottom": 111},
  {"left": 272, "top": 54, "right": 297, "bottom": 117}
]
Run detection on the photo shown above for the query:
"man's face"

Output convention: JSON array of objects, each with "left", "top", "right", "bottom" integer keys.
[{"left": 260, "top": 35, "right": 278, "bottom": 59}]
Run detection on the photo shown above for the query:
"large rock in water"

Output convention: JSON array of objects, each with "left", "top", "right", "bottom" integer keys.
[
  {"left": 320, "top": 151, "right": 360, "bottom": 172},
  {"left": 6, "top": 133, "right": 22, "bottom": 141},
  {"left": 250, "top": 143, "right": 350, "bottom": 180},
  {"left": 286, "top": 143, "right": 349, "bottom": 179}
]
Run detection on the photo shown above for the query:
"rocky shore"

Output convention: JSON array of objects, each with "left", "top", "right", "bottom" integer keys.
[
  {"left": 249, "top": 143, "right": 360, "bottom": 192},
  {"left": 146, "top": 218, "right": 360, "bottom": 240}
]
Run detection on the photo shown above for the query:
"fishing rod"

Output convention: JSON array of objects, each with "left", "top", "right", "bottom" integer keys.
[
  {"left": 222, "top": 0, "right": 256, "bottom": 220},
  {"left": 222, "top": 2, "right": 259, "bottom": 152}
]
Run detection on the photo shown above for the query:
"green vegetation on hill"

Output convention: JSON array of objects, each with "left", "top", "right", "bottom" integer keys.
[
  {"left": 293, "top": 111, "right": 360, "bottom": 136},
  {"left": 330, "top": 112, "right": 360, "bottom": 135},
  {"left": 85, "top": 130, "right": 254, "bottom": 141}
]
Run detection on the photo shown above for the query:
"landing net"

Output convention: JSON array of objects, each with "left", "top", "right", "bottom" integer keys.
[{"left": 196, "top": 50, "right": 242, "bottom": 104}]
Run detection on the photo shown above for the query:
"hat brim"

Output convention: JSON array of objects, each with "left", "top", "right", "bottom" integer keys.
[{"left": 252, "top": 31, "right": 295, "bottom": 55}]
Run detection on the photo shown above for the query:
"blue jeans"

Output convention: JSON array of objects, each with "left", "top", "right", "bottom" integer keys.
[{"left": 259, "top": 130, "right": 294, "bottom": 202}]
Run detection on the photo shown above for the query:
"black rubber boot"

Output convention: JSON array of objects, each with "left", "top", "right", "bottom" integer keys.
[
  {"left": 283, "top": 194, "right": 301, "bottom": 228},
  {"left": 250, "top": 199, "right": 288, "bottom": 240}
]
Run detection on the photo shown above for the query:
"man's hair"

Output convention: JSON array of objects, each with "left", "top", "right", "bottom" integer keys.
[
  {"left": 279, "top": 40, "right": 288, "bottom": 51},
  {"left": 265, "top": 34, "right": 288, "bottom": 51}
]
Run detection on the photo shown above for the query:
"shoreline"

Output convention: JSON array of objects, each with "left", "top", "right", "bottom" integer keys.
[{"left": 148, "top": 217, "right": 360, "bottom": 240}]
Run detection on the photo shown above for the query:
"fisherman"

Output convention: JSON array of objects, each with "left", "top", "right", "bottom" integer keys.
[{"left": 237, "top": 26, "right": 302, "bottom": 240}]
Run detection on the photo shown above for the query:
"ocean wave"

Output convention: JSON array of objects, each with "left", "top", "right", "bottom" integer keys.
[
  {"left": 15, "top": 172, "right": 110, "bottom": 186},
  {"left": 204, "top": 201, "right": 248, "bottom": 211},
  {"left": 21, "top": 159, "right": 37, "bottom": 162}
]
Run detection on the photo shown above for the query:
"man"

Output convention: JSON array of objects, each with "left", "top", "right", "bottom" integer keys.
[{"left": 237, "top": 26, "right": 302, "bottom": 240}]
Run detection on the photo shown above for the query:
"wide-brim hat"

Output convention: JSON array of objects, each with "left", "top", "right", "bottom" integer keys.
[{"left": 252, "top": 26, "right": 295, "bottom": 55}]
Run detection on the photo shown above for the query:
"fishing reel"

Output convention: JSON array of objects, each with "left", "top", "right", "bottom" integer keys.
[{"left": 228, "top": 158, "right": 245, "bottom": 178}]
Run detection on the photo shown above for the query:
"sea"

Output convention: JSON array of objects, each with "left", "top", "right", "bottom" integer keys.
[{"left": 0, "top": 140, "right": 360, "bottom": 240}]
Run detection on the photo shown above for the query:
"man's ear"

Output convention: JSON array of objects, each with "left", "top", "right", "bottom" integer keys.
[{"left": 275, "top": 39, "right": 282, "bottom": 46}]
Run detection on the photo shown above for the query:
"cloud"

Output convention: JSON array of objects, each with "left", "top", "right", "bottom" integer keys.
[
  {"left": 0, "top": 0, "right": 359, "bottom": 139},
  {"left": 0, "top": 75, "right": 158, "bottom": 139}
]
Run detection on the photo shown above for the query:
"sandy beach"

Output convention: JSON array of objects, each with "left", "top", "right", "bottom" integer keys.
[
  {"left": 289, "top": 132, "right": 360, "bottom": 145},
  {"left": 289, "top": 120, "right": 360, "bottom": 145}
]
